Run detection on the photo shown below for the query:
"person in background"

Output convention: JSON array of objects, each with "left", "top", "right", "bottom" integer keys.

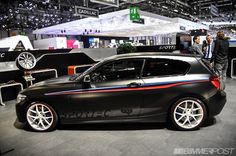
[
  {"left": 202, "top": 35, "right": 215, "bottom": 61},
  {"left": 191, "top": 35, "right": 204, "bottom": 56},
  {"left": 212, "top": 31, "right": 229, "bottom": 90}
]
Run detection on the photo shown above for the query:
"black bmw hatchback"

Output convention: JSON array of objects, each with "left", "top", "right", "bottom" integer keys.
[{"left": 15, "top": 53, "right": 226, "bottom": 131}]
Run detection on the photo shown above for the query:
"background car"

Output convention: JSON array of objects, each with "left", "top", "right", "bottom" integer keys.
[{"left": 15, "top": 52, "right": 226, "bottom": 131}]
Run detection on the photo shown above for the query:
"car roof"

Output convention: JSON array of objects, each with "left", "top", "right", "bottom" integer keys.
[{"left": 104, "top": 52, "right": 199, "bottom": 62}]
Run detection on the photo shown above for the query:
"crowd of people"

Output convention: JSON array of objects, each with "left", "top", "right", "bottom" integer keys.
[{"left": 190, "top": 31, "right": 230, "bottom": 90}]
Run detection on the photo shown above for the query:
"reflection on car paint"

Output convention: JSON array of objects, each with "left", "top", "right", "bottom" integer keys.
[
  {"left": 60, "top": 108, "right": 139, "bottom": 119},
  {"left": 121, "top": 108, "right": 133, "bottom": 115}
]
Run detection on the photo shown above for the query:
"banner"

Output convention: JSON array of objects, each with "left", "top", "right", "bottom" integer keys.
[{"left": 74, "top": 6, "right": 99, "bottom": 18}]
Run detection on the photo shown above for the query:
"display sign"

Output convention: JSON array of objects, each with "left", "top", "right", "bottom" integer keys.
[
  {"left": 159, "top": 45, "right": 176, "bottom": 50},
  {"left": 74, "top": 6, "right": 99, "bottom": 18},
  {"left": 130, "top": 6, "right": 140, "bottom": 21},
  {"left": 0, "top": 49, "right": 71, "bottom": 62},
  {"left": 132, "top": 18, "right": 145, "bottom": 24},
  {"left": 90, "top": 0, "right": 119, "bottom": 7},
  {"left": 136, "top": 45, "right": 177, "bottom": 52}
]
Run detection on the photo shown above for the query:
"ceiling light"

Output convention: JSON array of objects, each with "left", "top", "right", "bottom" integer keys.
[{"left": 162, "top": 6, "right": 168, "bottom": 9}]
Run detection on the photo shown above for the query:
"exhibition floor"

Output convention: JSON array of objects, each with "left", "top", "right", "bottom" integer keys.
[{"left": 0, "top": 79, "right": 236, "bottom": 156}]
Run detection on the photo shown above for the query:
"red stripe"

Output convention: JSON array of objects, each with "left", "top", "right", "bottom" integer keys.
[{"left": 60, "top": 80, "right": 207, "bottom": 95}]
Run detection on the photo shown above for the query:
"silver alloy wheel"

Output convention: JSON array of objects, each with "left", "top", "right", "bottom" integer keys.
[
  {"left": 173, "top": 100, "right": 204, "bottom": 129},
  {"left": 17, "top": 52, "right": 36, "bottom": 70},
  {"left": 26, "top": 103, "right": 54, "bottom": 131}
]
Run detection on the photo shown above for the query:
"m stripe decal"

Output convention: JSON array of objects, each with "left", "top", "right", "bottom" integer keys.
[{"left": 45, "top": 80, "right": 208, "bottom": 96}]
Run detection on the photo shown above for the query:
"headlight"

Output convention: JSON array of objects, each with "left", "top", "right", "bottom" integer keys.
[{"left": 16, "top": 94, "right": 27, "bottom": 103}]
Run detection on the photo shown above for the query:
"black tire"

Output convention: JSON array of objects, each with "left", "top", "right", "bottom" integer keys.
[
  {"left": 16, "top": 52, "right": 37, "bottom": 70},
  {"left": 26, "top": 102, "right": 58, "bottom": 132},
  {"left": 170, "top": 97, "right": 207, "bottom": 131}
]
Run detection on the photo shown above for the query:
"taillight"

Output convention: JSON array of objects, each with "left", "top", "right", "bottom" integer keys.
[{"left": 210, "top": 76, "right": 220, "bottom": 90}]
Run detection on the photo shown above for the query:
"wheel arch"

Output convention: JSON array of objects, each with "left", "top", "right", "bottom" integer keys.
[
  {"left": 25, "top": 100, "right": 60, "bottom": 123},
  {"left": 167, "top": 93, "right": 210, "bottom": 118},
  {"left": 25, "top": 100, "right": 59, "bottom": 131}
]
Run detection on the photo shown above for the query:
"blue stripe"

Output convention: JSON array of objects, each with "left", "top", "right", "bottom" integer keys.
[
  {"left": 45, "top": 78, "right": 208, "bottom": 96},
  {"left": 142, "top": 79, "right": 208, "bottom": 87}
]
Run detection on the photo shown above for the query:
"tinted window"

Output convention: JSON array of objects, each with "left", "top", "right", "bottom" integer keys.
[
  {"left": 142, "top": 58, "right": 190, "bottom": 77},
  {"left": 91, "top": 59, "right": 143, "bottom": 82},
  {"left": 76, "top": 66, "right": 92, "bottom": 73}
]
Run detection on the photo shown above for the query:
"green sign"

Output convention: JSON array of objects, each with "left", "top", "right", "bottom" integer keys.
[
  {"left": 130, "top": 6, "right": 140, "bottom": 21},
  {"left": 20, "top": 32, "right": 26, "bottom": 36}
]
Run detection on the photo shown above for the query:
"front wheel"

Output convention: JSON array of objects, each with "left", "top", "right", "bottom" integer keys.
[
  {"left": 170, "top": 97, "right": 207, "bottom": 130},
  {"left": 26, "top": 102, "right": 58, "bottom": 132}
]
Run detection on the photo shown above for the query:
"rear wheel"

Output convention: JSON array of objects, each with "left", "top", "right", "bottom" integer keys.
[
  {"left": 170, "top": 97, "right": 207, "bottom": 130},
  {"left": 26, "top": 102, "right": 58, "bottom": 132}
]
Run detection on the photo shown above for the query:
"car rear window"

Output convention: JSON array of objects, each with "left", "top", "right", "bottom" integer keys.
[
  {"left": 142, "top": 58, "right": 190, "bottom": 77},
  {"left": 199, "top": 59, "right": 216, "bottom": 74}
]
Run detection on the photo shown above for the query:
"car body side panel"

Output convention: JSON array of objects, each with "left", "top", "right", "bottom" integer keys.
[
  {"left": 139, "top": 74, "right": 214, "bottom": 120},
  {"left": 16, "top": 82, "right": 75, "bottom": 122},
  {"left": 59, "top": 79, "right": 144, "bottom": 124}
]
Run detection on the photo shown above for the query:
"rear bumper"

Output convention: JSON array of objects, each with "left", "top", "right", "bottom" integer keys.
[{"left": 205, "top": 90, "right": 226, "bottom": 116}]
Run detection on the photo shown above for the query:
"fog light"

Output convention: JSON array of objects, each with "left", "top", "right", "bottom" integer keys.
[{"left": 16, "top": 94, "right": 26, "bottom": 103}]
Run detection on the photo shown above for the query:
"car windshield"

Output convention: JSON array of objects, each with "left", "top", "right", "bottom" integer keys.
[{"left": 73, "top": 61, "right": 102, "bottom": 81}]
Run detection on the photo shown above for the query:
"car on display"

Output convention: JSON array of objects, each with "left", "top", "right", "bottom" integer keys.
[{"left": 15, "top": 52, "right": 226, "bottom": 131}]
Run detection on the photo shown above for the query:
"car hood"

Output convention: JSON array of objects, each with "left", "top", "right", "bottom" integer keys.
[{"left": 31, "top": 75, "right": 76, "bottom": 87}]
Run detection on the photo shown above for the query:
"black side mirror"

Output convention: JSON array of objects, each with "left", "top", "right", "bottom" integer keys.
[
  {"left": 83, "top": 75, "right": 91, "bottom": 83},
  {"left": 82, "top": 75, "right": 91, "bottom": 88}
]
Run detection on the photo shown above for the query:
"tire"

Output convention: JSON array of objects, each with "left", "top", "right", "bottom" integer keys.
[
  {"left": 26, "top": 102, "right": 58, "bottom": 132},
  {"left": 170, "top": 97, "right": 207, "bottom": 130},
  {"left": 16, "top": 52, "right": 37, "bottom": 70}
]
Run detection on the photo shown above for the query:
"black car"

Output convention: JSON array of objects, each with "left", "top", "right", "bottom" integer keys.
[{"left": 15, "top": 53, "right": 226, "bottom": 131}]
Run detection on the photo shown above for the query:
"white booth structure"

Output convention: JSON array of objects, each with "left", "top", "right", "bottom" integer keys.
[
  {"left": 33, "top": 37, "right": 83, "bottom": 50},
  {"left": 34, "top": 37, "right": 67, "bottom": 50},
  {"left": 32, "top": 9, "right": 209, "bottom": 37},
  {"left": 0, "top": 35, "right": 34, "bottom": 51}
]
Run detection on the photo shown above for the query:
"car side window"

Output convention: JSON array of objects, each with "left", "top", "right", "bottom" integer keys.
[
  {"left": 91, "top": 59, "right": 143, "bottom": 82},
  {"left": 142, "top": 58, "right": 190, "bottom": 77}
]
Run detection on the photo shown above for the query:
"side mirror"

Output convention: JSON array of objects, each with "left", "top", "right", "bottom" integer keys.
[{"left": 83, "top": 75, "right": 91, "bottom": 83}]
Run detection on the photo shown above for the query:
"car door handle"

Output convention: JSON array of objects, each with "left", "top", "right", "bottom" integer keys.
[{"left": 127, "top": 82, "right": 142, "bottom": 88}]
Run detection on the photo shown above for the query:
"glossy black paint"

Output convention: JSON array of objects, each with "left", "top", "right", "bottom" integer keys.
[{"left": 15, "top": 53, "right": 226, "bottom": 125}]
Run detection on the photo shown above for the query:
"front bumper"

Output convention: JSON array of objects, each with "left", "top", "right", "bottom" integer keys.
[
  {"left": 15, "top": 100, "right": 28, "bottom": 123},
  {"left": 205, "top": 90, "right": 226, "bottom": 116}
]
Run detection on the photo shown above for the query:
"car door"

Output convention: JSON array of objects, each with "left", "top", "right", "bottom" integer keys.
[
  {"left": 78, "top": 58, "right": 145, "bottom": 121},
  {"left": 140, "top": 58, "right": 191, "bottom": 120}
]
